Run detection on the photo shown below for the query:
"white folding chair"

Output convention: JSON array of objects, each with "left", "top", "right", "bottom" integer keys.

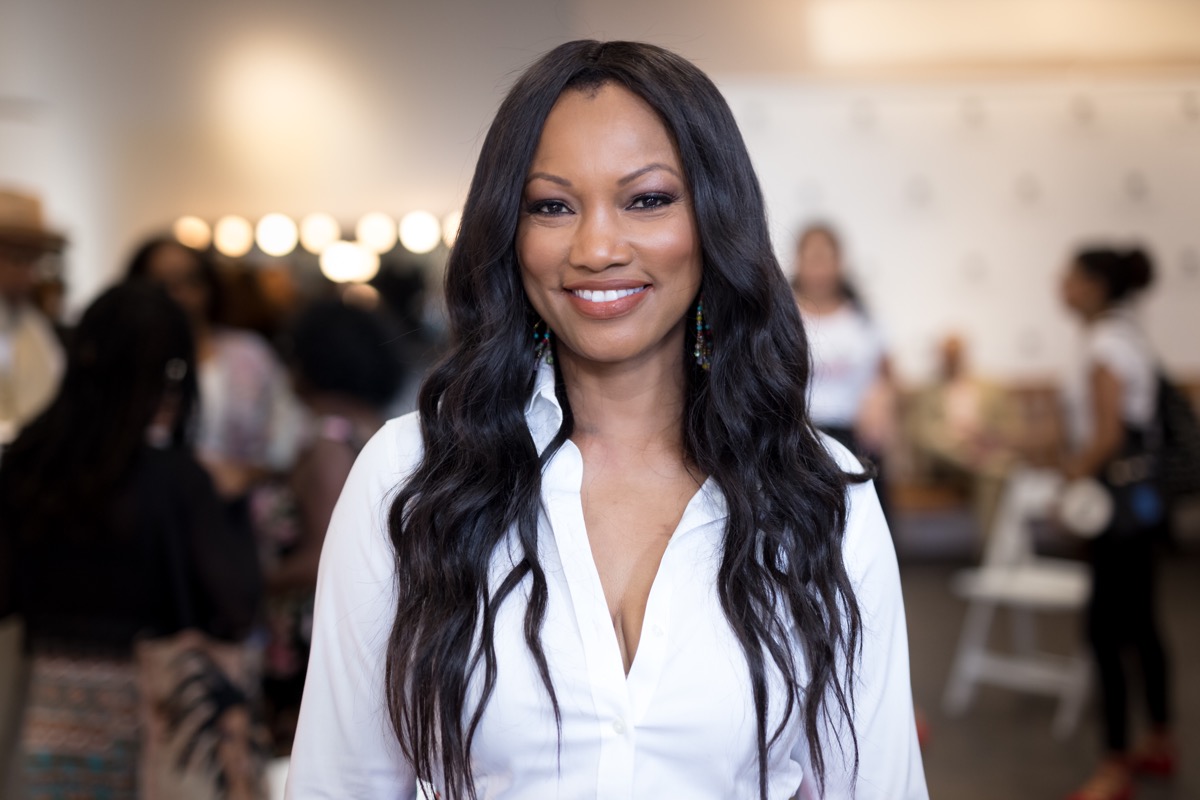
[{"left": 942, "top": 467, "right": 1092, "bottom": 738}]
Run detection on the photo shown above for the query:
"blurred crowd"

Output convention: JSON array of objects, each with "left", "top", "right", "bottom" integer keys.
[{"left": 0, "top": 187, "right": 443, "bottom": 796}]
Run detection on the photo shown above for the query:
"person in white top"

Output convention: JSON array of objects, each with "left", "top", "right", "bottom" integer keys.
[
  {"left": 0, "top": 189, "right": 66, "bottom": 446},
  {"left": 288, "top": 40, "right": 927, "bottom": 800},
  {"left": 1060, "top": 247, "right": 1175, "bottom": 800},
  {"left": 790, "top": 223, "right": 896, "bottom": 524}
]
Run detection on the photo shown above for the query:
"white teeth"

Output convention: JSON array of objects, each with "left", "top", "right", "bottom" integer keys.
[{"left": 571, "top": 286, "right": 647, "bottom": 303}]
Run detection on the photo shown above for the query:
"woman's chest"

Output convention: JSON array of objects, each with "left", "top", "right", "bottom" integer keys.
[{"left": 464, "top": 517, "right": 803, "bottom": 797}]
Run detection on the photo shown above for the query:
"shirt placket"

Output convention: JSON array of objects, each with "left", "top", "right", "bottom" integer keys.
[{"left": 543, "top": 445, "right": 635, "bottom": 799}]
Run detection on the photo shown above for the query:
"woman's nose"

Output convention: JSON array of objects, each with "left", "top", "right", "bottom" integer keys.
[{"left": 569, "top": 208, "right": 632, "bottom": 271}]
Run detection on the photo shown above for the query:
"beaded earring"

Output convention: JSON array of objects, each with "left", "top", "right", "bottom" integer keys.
[
  {"left": 533, "top": 319, "right": 554, "bottom": 366},
  {"left": 693, "top": 294, "right": 712, "bottom": 370}
]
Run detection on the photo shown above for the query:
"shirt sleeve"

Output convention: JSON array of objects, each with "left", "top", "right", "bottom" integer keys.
[
  {"left": 286, "top": 415, "right": 421, "bottom": 800},
  {"left": 1087, "top": 318, "right": 1158, "bottom": 430},
  {"left": 1088, "top": 321, "right": 1142, "bottom": 387},
  {"left": 794, "top": 437, "right": 929, "bottom": 800}
]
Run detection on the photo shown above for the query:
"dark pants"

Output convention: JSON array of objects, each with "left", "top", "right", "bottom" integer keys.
[{"left": 1086, "top": 532, "right": 1171, "bottom": 752}]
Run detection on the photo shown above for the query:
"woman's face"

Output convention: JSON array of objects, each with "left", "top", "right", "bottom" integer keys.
[
  {"left": 1060, "top": 261, "right": 1105, "bottom": 318},
  {"left": 145, "top": 243, "right": 210, "bottom": 326},
  {"left": 516, "top": 83, "right": 702, "bottom": 372},
  {"left": 793, "top": 230, "right": 842, "bottom": 302}
]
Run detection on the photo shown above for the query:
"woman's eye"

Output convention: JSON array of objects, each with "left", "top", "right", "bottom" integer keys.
[
  {"left": 629, "top": 193, "right": 676, "bottom": 210},
  {"left": 527, "top": 200, "right": 572, "bottom": 216}
]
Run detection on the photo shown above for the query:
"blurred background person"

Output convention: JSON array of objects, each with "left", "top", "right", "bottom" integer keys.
[
  {"left": 30, "top": 275, "right": 69, "bottom": 348},
  {"left": 909, "top": 333, "right": 1022, "bottom": 536},
  {"left": 0, "top": 189, "right": 66, "bottom": 448},
  {"left": 254, "top": 297, "right": 405, "bottom": 753},
  {"left": 0, "top": 280, "right": 262, "bottom": 800},
  {"left": 791, "top": 221, "right": 898, "bottom": 522},
  {"left": 1059, "top": 246, "right": 1175, "bottom": 800},
  {"left": 371, "top": 259, "right": 443, "bottom": 416},
  {"left": 125, "top": 237, "right": 304, "bottom": 519}
]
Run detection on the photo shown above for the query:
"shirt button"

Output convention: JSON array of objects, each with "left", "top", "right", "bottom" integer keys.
[
  {"left": 612, "top": 718, "right": 627, "bottom": 735},
  {"left": 652, "top": 624, "right": 665, "bottom": 638}
]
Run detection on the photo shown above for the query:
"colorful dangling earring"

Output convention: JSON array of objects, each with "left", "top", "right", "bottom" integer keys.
[
  {"left": 693, "top": 294, "right": 712, "bottom": 371},
  {"left": 533, "top": 319, "right": 554, "bottom": 366}
]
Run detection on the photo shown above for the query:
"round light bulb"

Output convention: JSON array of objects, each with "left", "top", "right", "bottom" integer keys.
[
  {"left": 356, "top": 212, "right": 397, "bottom": 254},
  {"left": 173, "top": 216, "right": 212, "bottom": 250},
  {"left": 399, "top": 210, "right": 441, "bottom": 254},
  {"left": 256, "top": 213, "right": 298, "bottom": 257},
  {"left": 319, "top": 240, "right": 380, "bottom": 284},
  {"left": 213, "top": 215, "right": 254, "bottom": 258},
  {"left": 441, "top": 209, "right": 462, "bottom": 249},
  {"left": 300, "top": 212, "right": 341, "bottom": 254}
]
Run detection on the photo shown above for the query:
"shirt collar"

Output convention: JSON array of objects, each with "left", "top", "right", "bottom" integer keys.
[
  {"left": 524, "top": 359, "right": 563, "bottom": 456},
  {"left": 693, "top": 476, "right": 729, "bottom": 523},
  {"left": 523, "top": 360, "right": 729, "bottom": 524}
]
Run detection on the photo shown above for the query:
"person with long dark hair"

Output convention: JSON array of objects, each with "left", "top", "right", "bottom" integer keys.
[
  {"left": 125, "top": 237, "right": 301, "bottom": 501},
  {"left": 1060, "top": 247, "right": 1175, "bottom": 800},
  {"left": 287, "top": 41, "right": 926, "bottom": 800},
  {"left": 0, "top": 281, "right": 261, "bottom": 799}
]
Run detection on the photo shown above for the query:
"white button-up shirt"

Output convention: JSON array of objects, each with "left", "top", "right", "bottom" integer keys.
[{"left": 287, "top": 365, "right": 927, "bottom": 799}]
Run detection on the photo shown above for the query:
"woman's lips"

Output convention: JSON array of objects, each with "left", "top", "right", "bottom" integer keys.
[{"left": 563, "top": 284, "right": 650, "bottom": 318}]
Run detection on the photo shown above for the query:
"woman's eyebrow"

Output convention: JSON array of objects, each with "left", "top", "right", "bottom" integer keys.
[
  {"left": 617, "top": 163, "right": 681, "bottom": 186},
  {"left": 524, "top": 163, "right": 682, "bottom": 188},
  {"left": 526, "top": 171, "right": 570, "bottom": 187}
]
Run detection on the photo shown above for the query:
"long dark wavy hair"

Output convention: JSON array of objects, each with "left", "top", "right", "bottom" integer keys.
[
  {"left": 125, "top": 236, "right": 225, "bottom": 324},
  {"left": 0, "top": 280, "right": 198, "bottom": 539},
  {"left": 386, "top": 40, "right": 863, "bottom": 800}
]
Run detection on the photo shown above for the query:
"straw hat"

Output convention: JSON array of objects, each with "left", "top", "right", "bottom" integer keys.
[{"left": 0, "top": 188, "right": 66, "bottom": 252}]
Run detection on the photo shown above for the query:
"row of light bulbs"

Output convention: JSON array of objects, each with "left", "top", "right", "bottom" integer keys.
[{"left": 172, "top": 209, "right": 463, "bottom": 283}]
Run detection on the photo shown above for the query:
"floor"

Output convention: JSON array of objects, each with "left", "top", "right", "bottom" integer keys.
[
  {"left": 896, "top": 504, "right": 1200, "bottom": 800},
  {"left": 2, "top": 507, "right": 1198, "bottom": 798}
]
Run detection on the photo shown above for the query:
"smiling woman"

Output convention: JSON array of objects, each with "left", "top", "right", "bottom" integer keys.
[{"left": 287, "top": 40, "right": 928, "bottom": 800}]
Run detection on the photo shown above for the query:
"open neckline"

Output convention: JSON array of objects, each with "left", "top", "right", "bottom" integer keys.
[{"left": 577, "top": 477, "right": 711, "bottom": 680}]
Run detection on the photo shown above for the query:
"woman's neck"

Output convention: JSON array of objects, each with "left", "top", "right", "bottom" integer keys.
[
  {"left": 796, "top": 293, "right": 845, "bottom": 317},
  {"left": 1081, "top": 303, "right": 1121, "bottom": 326},
  {"left": 559, "top": 350, "right": 687, "bottom": 457}
]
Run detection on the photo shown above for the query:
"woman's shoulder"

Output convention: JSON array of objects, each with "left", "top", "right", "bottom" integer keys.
[
  {"left": 1088, "top": 313, "right": 1154, "bottom": 368},
  {"left": 316, "top": 413, "right": 424, "bottom": 583},
  {"left": 816, "top": 432, "right": 895, "bottom": 568},
  {"left": 346, "top": 411, "right": 425, "bottom": 494},
  {"left": 817, "top": 430, "right": 865, "bottom": 473}
]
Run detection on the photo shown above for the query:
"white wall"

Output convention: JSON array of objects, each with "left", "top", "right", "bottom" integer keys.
[{"left": 723, "top": 77, "right": 1200, "bottom": 381}]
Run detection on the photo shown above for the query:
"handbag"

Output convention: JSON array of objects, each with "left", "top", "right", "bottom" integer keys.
[
  {"left": 1057, "top": 427, "right": 1165, "bottom": 540},
  {"left": 1155, "top": 371, "right": 1200, "bottom": 500},
  {"left": 1098, "top": 427, "right": 1166, "bottom": 540},
  {"left": 135, "top": 495, "right": 270, "bottom": 800}
]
